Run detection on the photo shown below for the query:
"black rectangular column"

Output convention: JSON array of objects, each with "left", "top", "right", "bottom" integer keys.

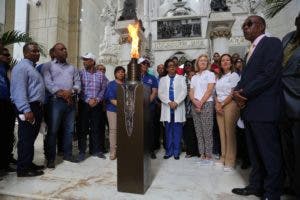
[{"left": 117, "top": 83, "right": 152, "bottom": 194}]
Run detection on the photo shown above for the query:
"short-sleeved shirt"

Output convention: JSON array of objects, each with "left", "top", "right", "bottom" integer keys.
[
  {"left": 215, "top": 72, "right": 240, "bottom": 102},
  {"left": 141, "top": 73, "right": 158, "bottom": 90},
  {"left": 141, "top": 73, "right": 158, "bottom": 109},
  {"left": 190, "top": 70, "right": 215, "bottom": 102},
  {"left": 105, "top": 80, "right": 120, "bottom": 112}
]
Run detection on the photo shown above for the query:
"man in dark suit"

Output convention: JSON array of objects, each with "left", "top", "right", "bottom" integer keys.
[
  {"left": 280, "top": 12, "right": 300, "bottom": 199},
  {"left": 231, "top": 15, "right": 283, "bottom": 200}
]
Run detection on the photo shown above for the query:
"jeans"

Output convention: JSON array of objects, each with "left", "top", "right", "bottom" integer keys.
[{"left": 45, "top": 97, "right": 75, "bottom": 161}]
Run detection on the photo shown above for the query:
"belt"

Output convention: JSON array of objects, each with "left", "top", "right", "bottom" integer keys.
[{"left": 30, "top": 101, "right": 43, "bottom": 107}]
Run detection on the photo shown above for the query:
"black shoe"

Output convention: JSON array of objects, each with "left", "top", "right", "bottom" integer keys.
[
  {"left": 241, "top": 161, "right": 250, "bottom": 170},
  {"left": 174, "top": 156, "right": 180, "bottom": 160},
  {"left": 92, "top": 152, "right": 106, "bottom": 159},
  {"left": 163, "top": 155, "right": 171, "bottom": 159},
  {"left": 30, "top": 163, "right": 44, "bottom": 171},
  {"left": 5, "top": 166, "right": 16, "bottom": 173},
  {"left": 63, "top": 156, "right": 79, "bottom": 163},
  {"left": 57, "top": 151, "right": 64, "bottom": 157},
  {"left": 232, "top": 187, "right": 263, "bottom": 197},
  {"left": 17, "top": 169, "right": 44, "bottom": 177},
  {"left": 47, "top": 161, "right": 55, "bottom": 169},
  {"left": 150, "top": 152, "right": 157, "bottom": 159},
  {"left": 9, "top": 157, "right": 17, "bottom": 165}
]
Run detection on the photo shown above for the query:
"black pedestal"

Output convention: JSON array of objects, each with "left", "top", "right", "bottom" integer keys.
[{"left": 117, "top": 83, "right": 152, "bottom": 194}]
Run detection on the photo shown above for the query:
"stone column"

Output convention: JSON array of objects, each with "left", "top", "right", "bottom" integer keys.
[
  {"left": 206, "top": 12, "right": 235, "bottom": 55},
  {"left": 210, "top": 26, "right": 231, "bottom": 54}
]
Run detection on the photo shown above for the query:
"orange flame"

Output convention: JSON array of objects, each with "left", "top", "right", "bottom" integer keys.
[{"left": 127, "top": 23, "right": 140, "bottom": 59}]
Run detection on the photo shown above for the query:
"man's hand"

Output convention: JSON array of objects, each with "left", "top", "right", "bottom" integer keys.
[
  {"left": 24, "top": 111, "right": 35, "bottom": 124},
  {"left": 88, "top": 98, "right": 98, "bottom": 108},
  {"left": 88, "top": 98, "right": 98, "bottom": 107},
  {"left": 233, "top": 89, "right": 247, "bottom": 108},
  {"left": 56, "top": 90, "right": 73, "bottom": 105}
]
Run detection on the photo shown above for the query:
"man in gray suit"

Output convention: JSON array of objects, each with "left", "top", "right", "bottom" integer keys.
[{"left": 280, "top": 12, "right": 300, "bottom": 199}]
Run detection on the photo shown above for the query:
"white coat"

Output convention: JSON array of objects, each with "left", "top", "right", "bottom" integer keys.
[{"left": 158, "top": 74, "right": 187, "bottom": 123}]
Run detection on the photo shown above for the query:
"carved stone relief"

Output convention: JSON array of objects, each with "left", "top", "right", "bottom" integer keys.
[{"left": 153, "top": 38, "right": 208, "bottom": 51}]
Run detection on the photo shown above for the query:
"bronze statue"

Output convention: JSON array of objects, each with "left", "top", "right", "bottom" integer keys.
[
  {"left": 119, "top": 0, "right": 137, "bottom": 21},
  {"left": 210, "top": 0, "right": 229, "bottom": 12}
]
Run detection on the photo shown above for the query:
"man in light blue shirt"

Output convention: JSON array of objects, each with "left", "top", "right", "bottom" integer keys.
[
  {"left": 42, "top": 43, "right": 81, "bottom": 168},
  {"left": 10, "top": 42, "right": 45, "bottom": 177}
]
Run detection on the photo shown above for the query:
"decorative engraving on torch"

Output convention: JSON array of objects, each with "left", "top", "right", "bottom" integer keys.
[{"left": 123, "top": 83, "right": 138, "bottom": 137}]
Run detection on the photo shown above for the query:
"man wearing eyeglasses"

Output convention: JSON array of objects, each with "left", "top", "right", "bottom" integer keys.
[
  {"left": 0, "top": 47, "right": 17, "bottom": 174},
  {"left": 232, "top": 15, "right": 283, "bottom": 200}
]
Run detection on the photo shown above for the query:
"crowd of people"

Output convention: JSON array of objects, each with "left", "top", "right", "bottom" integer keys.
[{"left": 0, "top": 14, "right": 300, "bottom": 200}]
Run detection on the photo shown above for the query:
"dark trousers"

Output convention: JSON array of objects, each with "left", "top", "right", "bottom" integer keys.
[
  {"left": 0, "top": 100, "right": 15, "bottom": 169},
  {"left": 154, "top": 104, "right": 165, "bottom": 150},
  {"left": 183, "top": 117, "right": 199, "bottom": 156},
  {"left": 16, "top": 102, "right": 43, "bottom": 172},
  {"left": 280, "top": 118, "right": 300, "bottom": 198},
  {"left": 245, "top": 121, "right": 283, "bottom": 200},
  {"left": 212, "top": 111, "right": 221, "bottom": 155},
  {"left": 99, "top": 106, "right": 106, "bottom": 153},
  {"left": 78, "top": 100, "right": 104, "bottom": 154},
  {"left": 149, "top": 107, "right": 156, "bottom": 153},
  {"left": 236, "top": 126, "right": 250, "bottom": 165}
]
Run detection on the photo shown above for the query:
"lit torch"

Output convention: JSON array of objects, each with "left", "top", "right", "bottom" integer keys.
[
  {"left": 128, "top": 22, "right": 140, "bottom": 59},
  {"left": 127, "top": 22, "right": 140, "bottom": 82}
]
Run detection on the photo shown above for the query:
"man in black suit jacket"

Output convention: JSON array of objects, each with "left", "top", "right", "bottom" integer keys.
[
  {"left": 280, "top": 13, "right": 300, "bottom": 198},
  {"left": 232, "top": 15, "right": 283, "bottom": 200}
]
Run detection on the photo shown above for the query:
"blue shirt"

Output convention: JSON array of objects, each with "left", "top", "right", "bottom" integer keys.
[
  {"left": 42, "top": 59, "right": 81, "bottom": 95},
  {"left": 36, "top": 62, "right": 52, "bottom": 103},
  {"left": 141, "top": 73, "right": 158, "bottom": 109},
  {"left": 105, "top": 80, "right": 121, "bottom": 112},
  {"left": 0, "top": 63, "right": 10, "bottom": 100},
  {"left": 141, "top": 73, "right": 158, "bottom": 89},
  {"left": 10, "top": 59, "right": 45, "bottom": 113}
]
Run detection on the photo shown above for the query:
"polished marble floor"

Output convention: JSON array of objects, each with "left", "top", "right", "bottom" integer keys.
[{"left": 0, "top": 134, "right": 295, "bottom": 200}]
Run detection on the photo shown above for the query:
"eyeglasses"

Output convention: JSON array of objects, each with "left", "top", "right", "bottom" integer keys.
[
  {"left": 242, "top": 20, "right": 258, "bottom": 29},
  {"left": 1, "top": 53, "right": 10, "bottom": 57}
]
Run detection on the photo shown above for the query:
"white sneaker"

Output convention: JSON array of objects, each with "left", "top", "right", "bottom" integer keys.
[
  {"left": 224, "top": 166, "right": 234, "bottom": 172},
  {"left": 214, "top": 161, "right": 224, "bottom": 167}
]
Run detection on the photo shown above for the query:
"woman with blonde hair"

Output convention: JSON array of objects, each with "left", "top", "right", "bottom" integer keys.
[
  {"left": 189, "top": 54, "right": 216, "bottom": 165},
  {"left": 215, "top": 54, "right": 240, "bottom": 172}
]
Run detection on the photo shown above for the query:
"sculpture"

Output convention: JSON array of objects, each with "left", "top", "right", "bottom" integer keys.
[
  {"left": 210, "top": 0, "right": 229, "bottom": 12},
  {"left": 118, "top": 0, "right": 137, "bottom": 21}
]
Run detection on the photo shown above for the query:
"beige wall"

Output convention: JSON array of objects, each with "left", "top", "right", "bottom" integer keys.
[
  {"left": 2, "top": 0, "right": 15, "bottom": 53},
  {"left": 28, "top": 0, "right": 80, "bottom": 66}
]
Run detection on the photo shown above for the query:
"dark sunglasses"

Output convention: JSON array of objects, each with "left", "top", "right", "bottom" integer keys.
[
  {"left": 1, "top": 53, "right": 10, "bottom": 57},
  {"left": 242, "top": 20, "right": 257, "bottom": 29}
]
